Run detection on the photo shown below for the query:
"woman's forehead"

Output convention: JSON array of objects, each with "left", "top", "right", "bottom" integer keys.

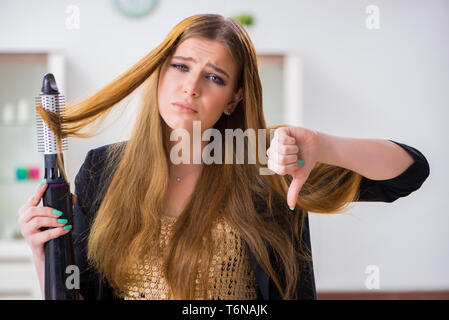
[
  {"left": 172, "top": 37, "right": 237, "bottom": 73},
  {"left": 175, "top": 37, "right": 228, "bottom": 57}
]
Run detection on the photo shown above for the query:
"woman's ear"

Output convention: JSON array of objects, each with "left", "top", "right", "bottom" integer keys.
[{"left": 227, "top": 87, "right": 243, "bottom": 113}]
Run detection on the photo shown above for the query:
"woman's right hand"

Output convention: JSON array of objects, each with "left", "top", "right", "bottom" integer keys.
[{"left": 17, "top": 179, "right": 76, "bottom": 258}]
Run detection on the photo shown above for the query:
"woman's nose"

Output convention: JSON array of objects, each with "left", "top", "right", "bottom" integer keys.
[{"left": 183, "top": 74, "right": 201, "bottom": 96}]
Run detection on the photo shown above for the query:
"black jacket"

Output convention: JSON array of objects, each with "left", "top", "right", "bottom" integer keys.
[{"left": 72, "top": 139, "right": 430, "bottom": 300}]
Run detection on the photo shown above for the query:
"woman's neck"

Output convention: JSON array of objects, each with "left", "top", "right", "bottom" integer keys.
[{"left": 167, "top": 129, "right": 208, "bottom": 178}]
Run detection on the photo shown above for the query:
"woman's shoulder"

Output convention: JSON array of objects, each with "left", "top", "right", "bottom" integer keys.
[
  {"left": 77, "top": 141, "right": 127, "bottom": 179},
  {"left": 83, "top": 140, "right": 128, "bottom": 168},
  {"left": 74, "top": 141, "right": 127, "bottom": 208}
]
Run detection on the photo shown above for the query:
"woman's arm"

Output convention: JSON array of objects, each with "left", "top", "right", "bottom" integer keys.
[
  {"left": 316, "top": 132, "right": 430, "bottom": 202},
  {"left": 32, "top": 250, "right": 85, "bottom": 299},
  {"left": 32, "top": 251, "right": 45, "bottom": 298},
  {"left": 266, "top": 126, "right": 429, "bottom": 206},
  {"left": 316, "top": 132, "right": 415, "bottom": 180}
]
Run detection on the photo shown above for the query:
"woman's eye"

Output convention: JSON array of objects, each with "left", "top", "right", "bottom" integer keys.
[
  {"left": 170, "top": 64, "right": 225, "bottom": 85},
  {"left": 208, "top": 74, "right": 225, "bottom": 85},
  {"left": 171, "top": 63, "right": 187, "bottom": 71}
]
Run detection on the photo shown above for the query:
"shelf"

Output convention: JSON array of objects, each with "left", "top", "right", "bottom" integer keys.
[
  {"left": 0, "top": 179, "right": 41, "bottom": 185},
  {"left": 0, "top": 124, "right": 35, "bottom": 128}
]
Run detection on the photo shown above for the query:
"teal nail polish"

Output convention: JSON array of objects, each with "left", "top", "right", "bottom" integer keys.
[
  {"left": 52, "top": 210, "right": 63, "bottom": 216},
  {"left": 64, "top": 225, "right": 72, "bottom": 230},
  {"left": 289, "top": 207, "right": 295, "bottom": 211},
  {"left": 40, "top": 179, "right": 47, "bottom": 186},
  {"left": 58, "top": 218, "right": 68, "bottom": 224},
  {"left": 298, "top": 159, "right": 305, "bottom": 166}
]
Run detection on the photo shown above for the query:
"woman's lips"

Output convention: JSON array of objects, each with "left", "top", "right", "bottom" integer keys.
[{"left": 172, "top": 102, "right": 198, "bottom": 114}]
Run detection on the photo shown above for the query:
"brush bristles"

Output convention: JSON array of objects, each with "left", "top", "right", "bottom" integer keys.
[{"left": 35, "top": 95, "right": 68, "bottom": 154}]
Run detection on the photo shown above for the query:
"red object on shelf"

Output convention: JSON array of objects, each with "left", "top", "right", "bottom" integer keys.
[{"left": 28, "top": 167, "right": 40, "bottom": 179}]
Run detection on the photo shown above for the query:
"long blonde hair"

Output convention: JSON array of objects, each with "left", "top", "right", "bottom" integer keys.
[{"left": 36, "top": 14, "right": 363, "bottom": 299}]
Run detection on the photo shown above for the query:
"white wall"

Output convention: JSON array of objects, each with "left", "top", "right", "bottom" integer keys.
[{"left": 1, "top": 0, "right": 447, "bottom": 292}]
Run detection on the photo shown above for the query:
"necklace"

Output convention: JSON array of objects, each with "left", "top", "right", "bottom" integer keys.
[{"left": 171, "top": 166, "right": 202, "bottom": 182}]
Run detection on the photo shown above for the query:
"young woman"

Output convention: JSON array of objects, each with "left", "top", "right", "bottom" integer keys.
[{"left": 18, "top": 14, "right": 429, "bottom": 300}]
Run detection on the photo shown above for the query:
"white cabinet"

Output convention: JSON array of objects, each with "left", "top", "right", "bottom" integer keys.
[
  {"left": 0, "top": 52, "right": 66, "bottom": 239},
  {"left": 0, "top": 240, "right": 41, "bottom": 299},
  {"left": 257, "top": 53, "right": 303, "bottom": 127}
]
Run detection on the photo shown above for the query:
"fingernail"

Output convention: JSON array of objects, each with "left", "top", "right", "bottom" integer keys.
[
  {"left": 58, "top": 218, "right": 68, "bottom": 224},
  {"left": 298, "top": 160, "right": 305, "bottom": 166},
  {"left": 64, "top": 225, "right": 72, "bottom": 230},
  {"left": 40, "top": 179, "right": 47, "bottom": 186},
  {"left": 289, "top": 206, "right": 295, "bottom": 211},
  {"left": 52, "top": 209, "right": 63, "bottom": 216}
]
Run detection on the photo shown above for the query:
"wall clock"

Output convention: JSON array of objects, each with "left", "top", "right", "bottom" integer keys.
[{"left": 112, "top": 0, "right": 158, "bottom": 18}]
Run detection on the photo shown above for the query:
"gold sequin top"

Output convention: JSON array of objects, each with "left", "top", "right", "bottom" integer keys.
[{"left": 119, "top": 215, "right": 259, "bottom": 300}]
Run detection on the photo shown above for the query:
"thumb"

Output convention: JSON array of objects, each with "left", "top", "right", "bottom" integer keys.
[{"left": 287, "top": 176, "right": 304, "bottom": 210}]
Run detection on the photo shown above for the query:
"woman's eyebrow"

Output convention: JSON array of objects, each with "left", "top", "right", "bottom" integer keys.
[{"left": 172, "top": 56, "right": 230, "bottom": 79}]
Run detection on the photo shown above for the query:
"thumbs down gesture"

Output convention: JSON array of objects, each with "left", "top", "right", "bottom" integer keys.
[{"left": 266, "top": 126, "right": 320, "bottom": 210}]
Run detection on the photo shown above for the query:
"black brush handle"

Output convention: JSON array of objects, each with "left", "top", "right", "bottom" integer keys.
[{"left": 42, "top": 180, "right": 79, "bottom": 300}]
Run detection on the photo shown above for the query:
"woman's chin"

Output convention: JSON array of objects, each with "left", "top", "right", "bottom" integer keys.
[{"left": 165, "top": 119, "right": 194, "bottom": 133}]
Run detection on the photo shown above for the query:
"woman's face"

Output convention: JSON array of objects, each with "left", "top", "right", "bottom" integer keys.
[{"left": 158, "top": 37, "right": 243, "bottom": 134}]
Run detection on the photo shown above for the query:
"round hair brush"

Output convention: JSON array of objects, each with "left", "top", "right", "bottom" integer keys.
[{"left": 35, "top": 73, "right": 79, "bottom": 300}]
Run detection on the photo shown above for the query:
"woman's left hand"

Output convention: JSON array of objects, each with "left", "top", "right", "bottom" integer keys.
[{"left": 266, "top": 126, "right": 320, "bottom": 209}]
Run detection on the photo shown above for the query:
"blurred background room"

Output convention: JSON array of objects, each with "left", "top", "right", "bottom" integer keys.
[{"left": 0, "top": 0, "right": 447, "bottom": 299}]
